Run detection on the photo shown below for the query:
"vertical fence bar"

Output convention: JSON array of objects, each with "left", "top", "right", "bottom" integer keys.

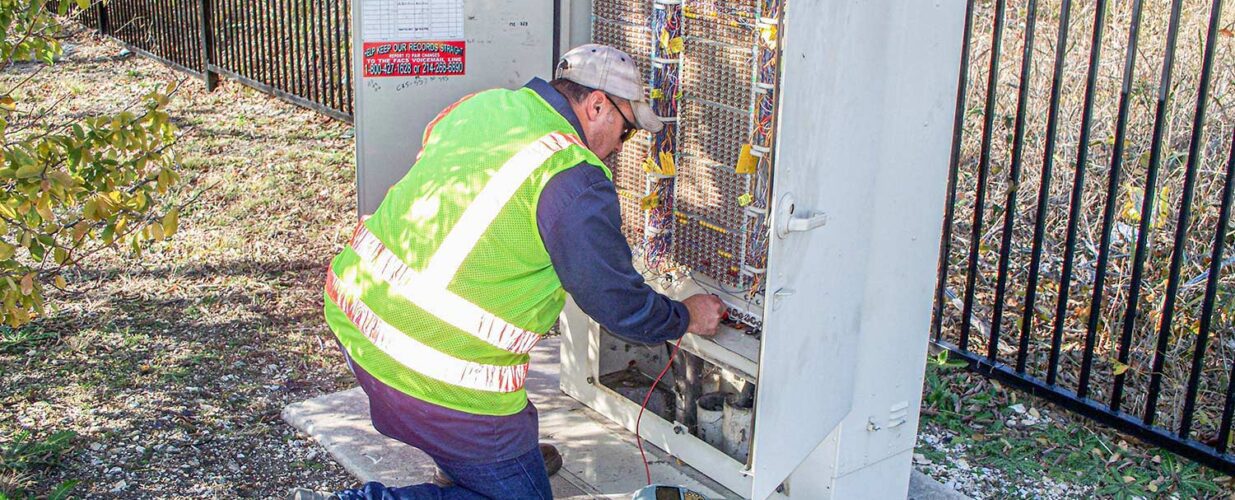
[
  {"left": 1215, "top": 135, "right": 1235, "bottom": 453},
  {"left": 200, "top": 0, "right": 218, "bottom": 89},
  {"left": 257, "top": 0, "right": 269, "bottom": 84},
  {"left": 262, "top": 0, "right": 274, "bottom": 85},
  {"left": 163, "top": 0, "right": 178, "bottom": 63},
  {"left": 235, "top": 0, "right": 249, "bottom": 77},
  {"left": 1056, "top": 0, "right": 1108, "bottom": 399},
  {"left": 933, "top": 0, "right": 977, "bottom": 344},
  {"left": 989, "top": 0, "right": 1037, "bottom": 365},
  {"left": 959, "top": 0, "right": 1007, "bottom": 353},
  {"left": 330, "top": 0, "right": 345, "bottom": 111},
  {"left": 291, "top": 0, "right": 306, "bottom": 100},
  {"left": 1086, "top": 0, "right": 1143, "bottom": 407},
  {"left": 312, "top": 0, "right": 325, "bottom": 107},
  {"left": 219, "top": 0, "right": 233, "bottom": 71},
  {"left": 1111, "top": 0, "right": 1185, "bottom": 413},
  {"left": 1185, "top": 128, "right": 1233, "bottom": 440},
  {"left": 344, "top": 0, "right": 354, "bottom": 115},
  {"left": 308, "top": 0, "right": 320, "bottom": 106},
  {"left": 151, "top": 0, "right": 166, "bottom": 57},
  {"left": 98, "top": 0, "right": 110, "bottom": 35},
  {"left": 282, "top": 0, "right": 293, "bottom": 93},
  {"left": 326, "top": 0, "right": 341, "bottom": 112},
  {"left": 298, "top": 0, "right": 311, "bottom": 104},
  {"left": 318, "top": 0, "right": 333, "bottom": 108},
  {"left": 1143, "top": 0, "right": 1222, "bottom": 427},
  {"left": 175, "top": 0, "right": 190, "bottom": 68},
  {"left": 1025, "top": 0, "right": 1073, "bottom": 383}
]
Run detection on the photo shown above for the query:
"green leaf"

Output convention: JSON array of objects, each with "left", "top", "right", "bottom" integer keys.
[
  {"left": 162, "top": 208, "right": 179, "bottom": 237},
  {"left": 15, "top": 163, "right": 41, "bottom": 179},
  {"left": 48, "top": 479, "right": 79, "bottom": 500}
]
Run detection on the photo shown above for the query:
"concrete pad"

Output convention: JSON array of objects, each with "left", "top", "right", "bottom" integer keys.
[{"left": 284, "top": 337, "right": 965, "bottom": 499}]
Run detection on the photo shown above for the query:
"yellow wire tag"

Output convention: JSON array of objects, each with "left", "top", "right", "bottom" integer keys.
[
  {"left": 760, "top": 25, "right": 778, "bottom": 46},
  {"left": 735, "top": 144, "right": 758, "bottom": 174},
  {"left": 738, "top": 193, "right": 754, "bottom": 206},
  {"left": 642, "top": 157, "right": 658, "bottom": 174},
  {"left": 640, "top": 193, "right": 660, "bottom": 210},
  {"left": 667, "top": 37, "right": 685, "bottom": 55},
  {"left": 658, "top": 151, "right": 677, "bottom": 176},
  {"left": 650, "top": 88, "right": 664, "bottom": 99},
  {"left": 659, "top": 29, "right": 670, "bottom": 50}
]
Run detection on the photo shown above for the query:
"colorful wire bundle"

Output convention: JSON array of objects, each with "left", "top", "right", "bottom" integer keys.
[
  {"left": 642, "top": 0, "right": 683, "bottom": 272},
  {"left": 737, "top": 0, "right": 782, "bottom": 298}
]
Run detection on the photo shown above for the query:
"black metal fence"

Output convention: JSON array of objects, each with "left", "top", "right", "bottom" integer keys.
[
  {"left": 76, "top": 0, "right": 353, "bottom": 121},
  {"left": 934, "top": 0, "right": 1234, "bottom": 474}
]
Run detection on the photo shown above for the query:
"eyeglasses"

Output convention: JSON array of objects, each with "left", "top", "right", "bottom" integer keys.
[{"left": 603, "top": 93, "right": 638, "bottom": 142}]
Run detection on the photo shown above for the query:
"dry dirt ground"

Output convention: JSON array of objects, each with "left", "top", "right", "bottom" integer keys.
[{"left": 1, "top": 28, "right": 361, "bottom": 497}]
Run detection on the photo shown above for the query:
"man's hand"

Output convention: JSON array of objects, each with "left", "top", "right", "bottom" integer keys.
[{"left": 682, "top": 294, "right": 726, "bottom": 337}]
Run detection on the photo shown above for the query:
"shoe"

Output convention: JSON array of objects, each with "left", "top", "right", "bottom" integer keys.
[
  {"left": 287, "top": 487, "right": 337, "bottom": 500},
  {"left": 430, "top": 444, "right": 563, "bottom": 488},
  {"left": 431, "top": 469, "right": 454, "bottom": 488},
  {"left": 540, "top": 443, "right": 563, "bottom": 477}
]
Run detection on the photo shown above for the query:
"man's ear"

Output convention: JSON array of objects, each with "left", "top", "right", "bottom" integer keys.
[{"left": 584, "top": 91, "right": 606, "bottom": 121}]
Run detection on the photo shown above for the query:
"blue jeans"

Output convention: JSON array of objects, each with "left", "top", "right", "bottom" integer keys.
[{"left": 335, "top": 445, "right": 552, "bottom": 499}]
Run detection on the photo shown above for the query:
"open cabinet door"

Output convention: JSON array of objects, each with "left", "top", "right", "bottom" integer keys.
[{"left": 751, "top": 1, "right": 934, "bottom": 497}]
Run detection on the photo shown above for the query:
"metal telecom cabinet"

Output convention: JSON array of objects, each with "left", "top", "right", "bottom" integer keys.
[
  {"left": 353, "top": 1, "right": 964, "bottom": 498},
  {"left": 555, "top": 1, "right": 964, "bottom": 498}
]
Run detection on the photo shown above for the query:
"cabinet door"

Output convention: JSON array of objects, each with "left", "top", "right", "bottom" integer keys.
[{"left": 750, "top": 1, "right": 962, "bottom": 498}]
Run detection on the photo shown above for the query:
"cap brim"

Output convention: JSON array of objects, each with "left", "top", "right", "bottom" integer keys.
[{"left": 631, "top": 100, "right": 664, "bottom": 134}]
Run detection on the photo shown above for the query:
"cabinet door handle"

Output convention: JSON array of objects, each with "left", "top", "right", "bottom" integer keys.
[{"left": 775, "top": 193, "right": 829, "bottom": 238}]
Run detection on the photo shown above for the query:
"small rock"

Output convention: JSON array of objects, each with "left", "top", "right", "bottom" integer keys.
[
  {"left": 1008, "top": 403, "right": 1026, "bottom": 414},
  {"left": 89, "top": 442, "right": 104, "bottom": 452},
  {"left": 913, "top": 453, "right": 931, "bottom": 465},
  {"left": 111, "top": 480, "right": 128, "bottom": 493},
  {"left": 136, "top": 446, "right": 146, "bottom": 455},
  {"left": 107, "top": 467, "right": 122, "bottom": 475}
]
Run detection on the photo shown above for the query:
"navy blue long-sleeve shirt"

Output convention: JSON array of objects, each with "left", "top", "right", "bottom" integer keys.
[
  {"left": 528, "top": 78, "right": 689, "bottom": 344},
  {"left": 345, "top": 78, "right": 689, "bottom": 466}
]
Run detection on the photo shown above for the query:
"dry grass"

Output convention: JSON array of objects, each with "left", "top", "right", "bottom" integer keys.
[
  {"left": 938, "top": 0, "right": 1235, "bottom": 449},
  {"left": 0, "top": 28, "right": 360, "bottom": 496}
]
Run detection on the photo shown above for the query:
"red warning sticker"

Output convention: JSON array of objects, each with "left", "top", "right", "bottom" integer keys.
[{"left": 362, "top": 41, "right": 465, "bottom": 78}]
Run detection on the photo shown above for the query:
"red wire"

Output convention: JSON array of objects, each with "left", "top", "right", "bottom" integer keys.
[{"left": 636, "top": 336, "right": 685, "bottom": 486}]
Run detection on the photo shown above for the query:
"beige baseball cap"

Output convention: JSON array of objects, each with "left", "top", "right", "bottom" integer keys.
[{"left": 556, "top": 44, "right": 664, "bottom": 134}]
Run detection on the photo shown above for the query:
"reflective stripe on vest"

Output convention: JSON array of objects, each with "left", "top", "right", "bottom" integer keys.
[
  {"left": 325, "top": 272, "right": 529, "bottom": 393},
  {"left": 329, "top": 131, "right": 582, "bottom": 393},
  {"left": 421, "top": 132, "right": 584, "bottom": 289},
  {"left": 346, "top": 222, "right": 543, "bottom": 354}
]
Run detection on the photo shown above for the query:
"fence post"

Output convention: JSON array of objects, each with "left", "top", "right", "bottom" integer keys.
[
  {"left": 198, "top": 0, "right": 219, "bottom": 91},
  {"left": 97, "top": 1, "right": 109, "bottom": 35}
]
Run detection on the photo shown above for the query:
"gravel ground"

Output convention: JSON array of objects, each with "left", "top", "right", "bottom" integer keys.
[{"left": 1, "top": 29, "right": 360, "bottom": 497}]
